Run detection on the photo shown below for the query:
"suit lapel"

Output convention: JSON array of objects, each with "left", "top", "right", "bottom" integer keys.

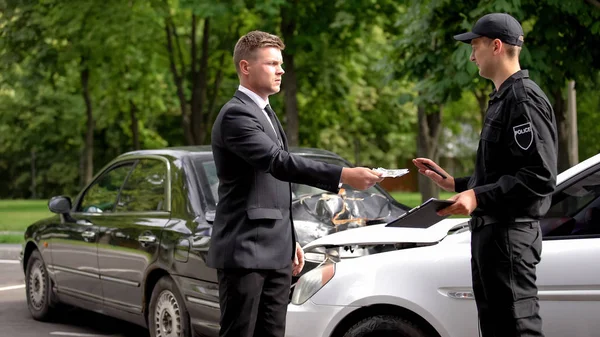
[{"left": 234, "top": 91, "right": 280, "bottom": 146}]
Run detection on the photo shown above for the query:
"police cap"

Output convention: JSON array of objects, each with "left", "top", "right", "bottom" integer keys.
[{"left": 454, "top": 13, "right": 524, "bottom": 46}]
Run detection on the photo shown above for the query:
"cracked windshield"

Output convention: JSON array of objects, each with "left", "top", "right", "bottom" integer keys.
[{"left": 195, "top": 156, "right": 407, "bottom": 246}]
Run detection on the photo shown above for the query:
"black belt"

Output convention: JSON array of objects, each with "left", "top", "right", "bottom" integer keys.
[{"left": 468, "top": 215, "right": 537, "bottom": 232}]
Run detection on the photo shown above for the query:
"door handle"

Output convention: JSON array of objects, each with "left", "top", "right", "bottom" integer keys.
[
  {"left": 138, "top": 235, "right": 157, "bottom": 244},
  {"left": 81, "top": 231, "right": 96, "bottom": 240}
]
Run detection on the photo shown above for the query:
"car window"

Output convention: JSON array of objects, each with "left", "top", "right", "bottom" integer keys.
[
  {"left": 78, "top": 163, "right": 135, "bottom": 213},
  {"left": 199, "top": 161, "right": 219, "bottom": 204},
  {"left": 192, "top": 158, "right": 385, "bottom": 203},
  {"left": 191, "top": 156, "right": 400, "bottom": 207},
  {"left": 116, "top": 159, "right": 168, "bottom": 212},
  {"left": 542, "top": 168, "right": 600, "bottom": 237}
]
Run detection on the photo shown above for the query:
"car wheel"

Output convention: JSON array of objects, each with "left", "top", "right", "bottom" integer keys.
[
  {"left": 25, "top": 250, "right": 54, "bottom": 321},
  {"left": 148, "top": 276, "right": 191, "bottom": 337},
  {"left": 343, "top": 314, "right": 428, "bottom": 337}
]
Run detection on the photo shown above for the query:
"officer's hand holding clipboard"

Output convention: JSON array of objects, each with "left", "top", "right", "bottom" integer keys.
[{"left": 437, "top": 189, "right": 477, "bottom": 216}]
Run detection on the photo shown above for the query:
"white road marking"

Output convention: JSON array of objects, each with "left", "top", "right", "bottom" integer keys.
[
  {"left": 0, "top": 284, "right": 25, "bottom": 291},
  {"left": 50, "top": 332, "right": 118, "bottom": 337},
  {"left": 0, "top": 259, "right": 20, "bottom": 264}
]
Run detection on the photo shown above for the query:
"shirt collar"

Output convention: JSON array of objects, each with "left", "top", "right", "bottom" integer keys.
[
  {"left": 238, "top": 85, "right": 269, "bottom": 110},
  {"left": 489, "top": 70, "right": 529, "bottom": 100}
]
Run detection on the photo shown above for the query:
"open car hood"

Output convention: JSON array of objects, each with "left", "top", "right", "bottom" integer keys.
[
  {"left": 303, "top": 217, "right": 468, "bottom": 250},
  {"left": 292, "top": 189, "right": 407, "bottom": 247}
]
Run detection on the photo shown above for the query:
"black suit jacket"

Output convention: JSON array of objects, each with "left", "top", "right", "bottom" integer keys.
[{"left": 207, "top": 91, "right": 342, "bottom": 270}]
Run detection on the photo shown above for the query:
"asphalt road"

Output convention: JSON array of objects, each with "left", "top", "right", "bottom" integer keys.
[{"left": 0, "top": 260, "right": 149, "bottom": 337}]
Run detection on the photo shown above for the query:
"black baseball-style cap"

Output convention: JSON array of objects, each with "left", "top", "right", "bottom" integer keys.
[{"left": 454, "top": 13, "right": 524, "bottom": 46}]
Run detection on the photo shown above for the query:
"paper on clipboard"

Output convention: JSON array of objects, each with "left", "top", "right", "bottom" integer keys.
[{"left": 372, "top": 168, "right": 409, "bottom": 178}]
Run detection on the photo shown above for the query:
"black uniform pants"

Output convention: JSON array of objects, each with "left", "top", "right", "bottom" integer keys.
[
  {"left": 217, "top": 266, "right": 292, "bottom": 337},
  {"left": 471, "top": 220, "right": 544, "bottom": 337}
]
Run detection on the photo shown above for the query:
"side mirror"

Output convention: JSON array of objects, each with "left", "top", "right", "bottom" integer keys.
[{"left": 48, "top": 196, "right": 72, "bottom": 214}]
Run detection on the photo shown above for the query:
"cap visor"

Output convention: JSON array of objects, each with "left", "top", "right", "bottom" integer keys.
[{"left": 453, "top": 32, "right": 480, "bottom": 43}]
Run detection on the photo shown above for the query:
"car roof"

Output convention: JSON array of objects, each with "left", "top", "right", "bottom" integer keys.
[
  {"left": 558, "top": 152, "right": 600, "bottom": 185},
  {"left": 117, "top": 146, "right": 347, "bottom": 161}
]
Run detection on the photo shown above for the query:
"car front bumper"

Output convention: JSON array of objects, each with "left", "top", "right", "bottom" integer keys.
[{"left": 285, "top": 300, "right": 357, "bottom": 337}]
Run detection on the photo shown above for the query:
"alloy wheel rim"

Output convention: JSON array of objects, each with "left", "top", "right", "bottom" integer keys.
[
  {"left": 154, "top": 290, "right": 181, "bottom": 337},
  {"left": 28, "top": 260, "right": 46, "bottom": 310}
]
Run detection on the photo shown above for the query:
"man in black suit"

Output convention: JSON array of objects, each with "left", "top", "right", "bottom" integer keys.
[{"left": 209, "top": 30, "right": 384, "bottom": 337}]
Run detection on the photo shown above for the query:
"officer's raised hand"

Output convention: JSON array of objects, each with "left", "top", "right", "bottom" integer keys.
[
  {"left": 437, "top": 190, "right": 477, "bottom": 216},
  {"left": 412, "top": 158, "right": 455, "bottom": 192}
]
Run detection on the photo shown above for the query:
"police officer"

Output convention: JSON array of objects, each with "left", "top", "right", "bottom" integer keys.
[{"left": 413, "top": 13, "right": 558, "bottom": 337}]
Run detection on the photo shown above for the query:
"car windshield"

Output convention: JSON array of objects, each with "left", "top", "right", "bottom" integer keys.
[
  {"left": 288, "top": 156, "right": 385, "bottom": 200},
  {"left": 189, "top": 153, "right": 408, "bottom": 245},
  {"left": 190, "top": 154, "right": 394, "bottom": 204}
]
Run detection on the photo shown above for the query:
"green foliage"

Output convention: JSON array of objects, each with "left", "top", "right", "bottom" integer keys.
[
  {"left": 577, "top": 76, "right": 600, "bottom": 161},
  {"left": 0, "top": 199, "right": 51, "bottom": 231},
  {"left": 521, "top": 0, "right": 600, "bottom": 94},
  {"left": 0, "top": 0, "right": 599, "bottom": 200}
]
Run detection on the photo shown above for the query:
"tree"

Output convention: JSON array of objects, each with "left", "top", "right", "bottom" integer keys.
[
  {"left": 520, "top": 0, "right": 600, "bottom": 172},
  {"left": 395, "top": 0, "right": 486, "bottom": 201}
]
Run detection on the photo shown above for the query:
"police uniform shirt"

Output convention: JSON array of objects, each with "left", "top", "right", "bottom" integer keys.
[{"left": 454, "top": 70, "right": 558, "bottom": 219}]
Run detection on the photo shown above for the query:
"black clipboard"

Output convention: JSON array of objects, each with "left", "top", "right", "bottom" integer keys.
[{"left": 385, "top": 198, "right": 455, "bottom": 228}]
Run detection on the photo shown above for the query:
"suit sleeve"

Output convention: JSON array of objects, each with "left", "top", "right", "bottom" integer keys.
[
  {"left": 473, "top": 99, "right": 558, "bottom": 210},
  {"left": 220, "top": 106, "right": 343, "bottom": 193}
]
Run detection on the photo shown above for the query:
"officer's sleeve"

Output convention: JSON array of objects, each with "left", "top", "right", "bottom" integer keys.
[
  {"left": 454, "top": 176, "right": 471, "bottom": 192},
  {"left": 472, "top": 99, "right": 557, "bottom": 210}
]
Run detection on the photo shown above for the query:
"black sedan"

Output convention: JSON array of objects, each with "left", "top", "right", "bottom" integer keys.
[{"left": 19, "top": 146, "right": 409, "bottom": 337}]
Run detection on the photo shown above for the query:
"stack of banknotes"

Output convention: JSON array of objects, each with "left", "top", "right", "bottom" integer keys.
[{"left": 372, "top": 168, "right": 409, "bottom": 178}]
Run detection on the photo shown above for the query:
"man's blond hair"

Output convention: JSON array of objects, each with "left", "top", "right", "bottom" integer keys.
[{"left": 233, "top": 31, "right": 285, "bottom": 73}]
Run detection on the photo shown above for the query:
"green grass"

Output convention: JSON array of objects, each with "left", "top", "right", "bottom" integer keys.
[
  {"left": 0, "top": 233, "right": 25, "bottom": 244},
  {"left": 0, "top": 199, "right": 52, "bottom": 231},
  {"left": 390, "top": 191, "right": 456, "bottom": 208}
]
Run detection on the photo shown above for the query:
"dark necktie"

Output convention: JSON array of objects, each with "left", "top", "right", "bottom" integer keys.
[{"left": 265, "top": 104, "right": 285, "bottom": 148}]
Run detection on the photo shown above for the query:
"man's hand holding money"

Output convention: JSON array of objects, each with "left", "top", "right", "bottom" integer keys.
[
  {"left": 341, "top": 167, "right": 384, "bottom": 190},
  {"left": 372, "top": 167, "right": 409, "bottom": 178}
]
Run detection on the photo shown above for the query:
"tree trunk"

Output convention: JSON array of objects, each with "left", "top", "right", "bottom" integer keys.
[
  {"left": 129, "top": 99, "right": 140, "bottom": 150},
  {"left": 30, "top": 150, "right": 36, "bottom": 199},
  {"left": 81, "top": 60, "right": 94, "bottom": 185},
  {"left": 567, "top": 80, "right": 578, "bottom": 166},
  {"left": 281, "top": 53, "right": 299, "bottom": 146},
  {"left": 204, "top": 25, "right": 240, "bottom": 144},
  {"left": 205, "top": 50, "right": 228, "bottom": 143},
  {"left": 280, "top": 0, "right": 299, "bottom": 146},
  {"left": 585, "top": 0, "right": 600, "bottom": 10},
  {"left": 191, "top": 17, "right": 210, "bottom": 145},
  {"left": 417, "top": 103, "right": 443, "bottom": 202},
  {"left": 164, "top": 18, "right": 193, "bottom": 145},
  {"left": 552, "top": 88, "right": 570, "bottom": 173}
]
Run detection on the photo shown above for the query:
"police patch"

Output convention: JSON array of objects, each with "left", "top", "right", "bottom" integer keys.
[{"left": 513, "top": 122, "right": 533, "bottom": 150}]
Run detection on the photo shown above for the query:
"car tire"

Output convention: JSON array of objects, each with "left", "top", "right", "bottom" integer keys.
[
  {"left": 148, "top": 276, "right": 191, "bottom": 337},
  {"left": 343, "top": 314, "right": 428, "bottom": 337},
  {"left": 25, "top": 249, "right": 55, "bottom": 321}
]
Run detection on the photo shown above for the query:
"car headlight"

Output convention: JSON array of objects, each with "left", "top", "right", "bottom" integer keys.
[{"left": 291, "top": 263, "right": 335, "bottom": 305}]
